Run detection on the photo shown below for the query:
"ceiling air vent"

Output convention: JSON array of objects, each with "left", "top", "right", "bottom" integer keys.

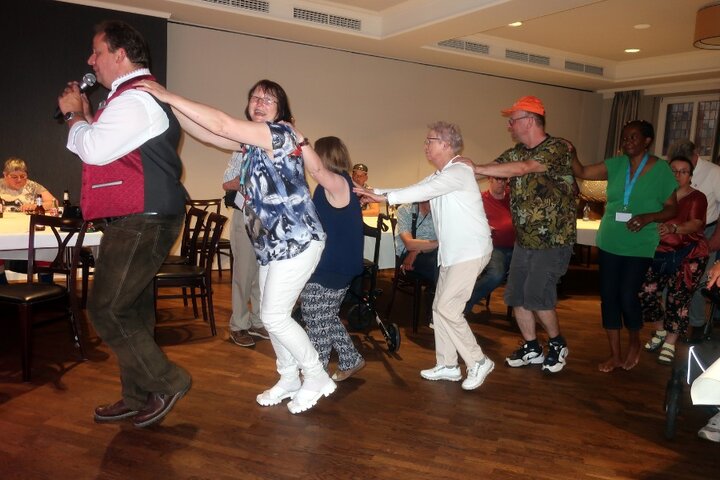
[
  {"left": 293, "top": 8, "right": 361, "bottom": 31},
  {"left": 200, "top": 0, "right": 269, "bottom": 13},
  {"left": 565, "top": 60, "right": 604, "bottom": 76},
  {"left": 505, "top": 49, "right": 550, "bottom": 65},
  {"left": 529, "top": 54, "right": 550, "bottom": 66},
  {"left": 437, "top": 39, "right": 490, "bottom": 55}
]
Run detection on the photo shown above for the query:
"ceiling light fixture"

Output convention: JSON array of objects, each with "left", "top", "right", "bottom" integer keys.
[
  {"left": 633, "top": 24, "right": 650, "bottom": 29},
  {"left": 508, "top": 21, "right": 522, "bottom": 27},
  {"left": 625, "top": 48, "right": 640, "bottom": 53},
  {"left": 694, "top": 3, "right": 720, "bottom": 49}
]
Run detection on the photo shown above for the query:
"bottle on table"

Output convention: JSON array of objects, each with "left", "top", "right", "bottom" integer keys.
[
  {"left": 34, "top": 194, "right": 45, "bottom": 230},
  {"left": 582, "top": 204, "right": 590, "bottom": 221},
  {"left": 60, "top": 189, "right": 71, "bottom": 217},
  {"left": 0, "top": 198, "right": 4, "bottom": 218}
]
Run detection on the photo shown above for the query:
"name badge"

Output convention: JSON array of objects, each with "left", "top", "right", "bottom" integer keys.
[{"left": 615, "top": 212, "right": 632, "bottom": 223}]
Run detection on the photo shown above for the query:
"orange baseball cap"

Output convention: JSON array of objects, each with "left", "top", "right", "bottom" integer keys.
[{"left": 501, "top": 95, "right": 545, "bottom": 117}]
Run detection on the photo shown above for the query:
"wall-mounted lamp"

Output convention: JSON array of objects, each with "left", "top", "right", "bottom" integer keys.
[{"left": 694, "top": 3, "right": 720, "bottom": 49}]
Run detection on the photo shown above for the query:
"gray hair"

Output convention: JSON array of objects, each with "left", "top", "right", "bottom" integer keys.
[
  {"left": 428, "top": 121, "right": 464, "bottom": 155},
  {"left": 3, "top": 157, "right": 27, "bottom": 175},
  {"left": 668, "top": 139, "right": 696, "bottom": 161}
]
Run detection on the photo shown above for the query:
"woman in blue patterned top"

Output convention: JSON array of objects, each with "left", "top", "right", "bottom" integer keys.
[{"left": 138, "top": 79, "right": 334, "bottom": 414}]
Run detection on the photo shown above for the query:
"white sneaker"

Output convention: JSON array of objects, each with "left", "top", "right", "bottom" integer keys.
[
  {"left": 698, "top": 411, "right": 720, "bottom": 442},
  {"left": 420, "top": 365, "right": 462, "bottom": 382},
  {"left": 256, "top": 379, "right": 301, "bottom": 406},
  {"left": 462, "top": 358, "right": 495, "bottom": 390}
]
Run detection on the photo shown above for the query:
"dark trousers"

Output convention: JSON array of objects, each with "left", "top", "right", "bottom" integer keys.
[
  {"left": 598, "top": 249, "right": 652, "bottom": 331},
  {"left": 89, "top": 213, "right": 190, "bottom": 410}
]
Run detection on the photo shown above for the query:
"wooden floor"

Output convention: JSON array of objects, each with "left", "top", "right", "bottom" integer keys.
[{"left": 1, "top": 263, "right": 719, "bottom": 480}]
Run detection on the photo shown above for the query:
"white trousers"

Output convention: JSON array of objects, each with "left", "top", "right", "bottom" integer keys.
[
  {"left": 259, "top": 240, "right": 325, "bottom": 380},
  {"left": 432, "top": 254, "right": 491, "bottom": 367}
]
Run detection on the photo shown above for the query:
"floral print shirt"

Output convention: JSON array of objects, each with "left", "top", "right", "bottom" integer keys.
[
  {"left": 239, "top": 122, "right": 325, "bottom": 265},
  {"left": 496, "top": 135, "right": 577, "bottom": 249}
]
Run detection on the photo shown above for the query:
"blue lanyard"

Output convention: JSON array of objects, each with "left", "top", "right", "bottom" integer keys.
[{"left": 623, "top": 153, "right": 649, "bottom": 207}]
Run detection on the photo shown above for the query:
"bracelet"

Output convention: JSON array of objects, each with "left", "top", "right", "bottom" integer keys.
[
  {"left": 671, "top": 223, "right": 678, "bottom": 234},
  {"left": 297, "top": 138, "right": 310, "bottom": 147}
]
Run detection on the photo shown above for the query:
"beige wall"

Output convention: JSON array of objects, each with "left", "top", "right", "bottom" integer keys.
[{"left": 167, "top": 23, "right": 605, "bottom": 202}]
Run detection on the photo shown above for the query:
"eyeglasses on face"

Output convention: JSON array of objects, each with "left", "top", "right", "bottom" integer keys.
[
  {"left": 491, "top": 177, "right": 508, "bottom": 182},
  {"left": 7, "top": 173, "right": 28, "bottom": 180},
  {"left": 507, "top": 115, "right": 533, "bottom": 126},
  {"left": 424, "top": 137, "right": 442, "bottom": 145},
  {"left": 671, "top": 169, "right": 690, "bottom": 175},
  {"left": 249, "top": 95, "right": 277, "bottom": 106}
]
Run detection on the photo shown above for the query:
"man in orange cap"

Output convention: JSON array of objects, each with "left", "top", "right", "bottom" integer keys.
[{"left": 470, "top": 95, "right": 576, "bottom": 374}]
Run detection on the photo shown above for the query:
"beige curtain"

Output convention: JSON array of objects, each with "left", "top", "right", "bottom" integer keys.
[{"left": 604, "top": 90, "right": 641, "bottom": 159}]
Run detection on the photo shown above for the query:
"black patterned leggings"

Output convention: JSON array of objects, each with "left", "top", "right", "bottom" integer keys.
[
  {"left": 639, "top": 256, "right": 707, "bottom": 335},
  {"left": 301, "top": 282, "right": 364, "bottom": 372}
]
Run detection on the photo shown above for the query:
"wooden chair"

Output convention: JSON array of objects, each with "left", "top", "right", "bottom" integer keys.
[
  {"left": 154, "top": 212, "right": 228, "bottom": 336},
  {"left": 186, "top": 199, "right": 233, "bottom": 279},
  {"left": 0, "top": 215, "right": 88, "bottom": 381},
  {"left": 385, "top": 255, "right": 435, "bottom": 333},
  {"left": 384, "top": 217, "right": 435, "bottom": 333},
  {"left": 163, "top": 207, "right": 208, "bottom": 266}
]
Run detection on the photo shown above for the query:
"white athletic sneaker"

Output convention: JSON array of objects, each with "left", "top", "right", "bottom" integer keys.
[
  {"left": 698, "top": 411, "right": 720, "bottom": 442},
  {"left": 462, "top": 358, "right": 495, "bottom": 390},
  {"left": 420, "top": 365, "right": 462, "bottom": 382}
]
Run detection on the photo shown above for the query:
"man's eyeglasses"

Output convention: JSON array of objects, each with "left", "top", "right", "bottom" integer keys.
[
  {"left": 424, "top": 137, "right": 442, "bottom": 145},
  {"left": 249, "top": 95, "right": 277, "bottom": 106},
  {"left": 671, "top": 169, "right": 690, "bottom": 175},
  {"left": 507, "top": 115, "right": 533, "bottom": 126},
  {"left": 491, "top": 177, "right": 508, "bottom": 182}
]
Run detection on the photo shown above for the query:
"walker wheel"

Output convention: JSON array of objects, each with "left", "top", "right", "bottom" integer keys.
[
  {"left": 664, "top": 377, "right": 682, "bottom": 440},
  {"left": 386, "top": 323, "right": 401, "bottom": 353}
]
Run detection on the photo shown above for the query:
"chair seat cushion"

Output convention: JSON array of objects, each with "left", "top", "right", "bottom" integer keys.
[
  {"left": 163, "top": 254, "right": 189, "bottom": 265},
  {"left": 155, "top": 264, "right": 205, "bottom": 279},
  {"left": 0, "top": 283, "right": 67, "bottom": 303}
]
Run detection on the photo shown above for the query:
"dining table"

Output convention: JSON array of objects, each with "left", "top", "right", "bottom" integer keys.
[{"left": 0, "top": 211, "right": 103, "bottom": 278}]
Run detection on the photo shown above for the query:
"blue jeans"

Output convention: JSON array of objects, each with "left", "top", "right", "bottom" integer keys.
[
  {"left": 89, "top": 213, "right": 190, "bottom": 410},
  {"left": 464, "top": 246, "right": 513, "bottom": 314}
]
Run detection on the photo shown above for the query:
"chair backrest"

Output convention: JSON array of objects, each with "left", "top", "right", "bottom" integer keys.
[
  {"left": 187, "top": 198, "right": 222, "bottom": 215},
  {"left": 363, "top": 213, "right": 391, "bottom": 268},
  {"left": 198, "top": 212, "right": 228, "bottom": 275},
  {"left": 181, "top": 207, "right": 209, "bottom": 264},
  {"left": 28, "top": 215, "right": 88, "bottom": 292}
]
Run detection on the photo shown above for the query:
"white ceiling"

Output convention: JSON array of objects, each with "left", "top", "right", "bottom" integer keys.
[{"left": 64, "top": 0, "right": 720, "bottom": 92}]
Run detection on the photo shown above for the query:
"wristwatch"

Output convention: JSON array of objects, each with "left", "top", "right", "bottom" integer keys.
[
  {"left": 297, "top": 138, "right": 310, "bottom": 147},
  {"left": 64, "top": 111, "right": 83, "bottom": 122}
]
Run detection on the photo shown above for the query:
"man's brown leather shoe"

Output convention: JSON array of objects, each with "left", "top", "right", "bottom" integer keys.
[
  {"left": 94, "top": 399, "right": 139, "bottom": 423},
  {"left": 132, "top": 382, "right": 191, "bottom": 428}
]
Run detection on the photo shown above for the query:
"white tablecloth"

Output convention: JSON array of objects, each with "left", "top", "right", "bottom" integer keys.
[
  {"left": 0, "top": 212, "right": 102, "bottom": 261},
  {"left": 576, "top": 219, "right": 601, "bottom": 247},
  {"left": 362, "top": 215, "right": 396, "bottom": 270}
]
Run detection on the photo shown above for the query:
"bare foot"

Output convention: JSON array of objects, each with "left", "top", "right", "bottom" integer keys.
[
  {"left": 623, "top": 336, "right": 641, "bottom": 371},
  {"left": 598, "top": 357, "right": 623, "bottom": 373},
  {"left": 622, "top": 350, "right": 640, "bottom": 370}
]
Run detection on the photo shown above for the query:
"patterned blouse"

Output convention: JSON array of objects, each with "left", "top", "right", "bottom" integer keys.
[
  {"left": 239, "top": 122, "right": 325, "bottom": 266},
  {"left": 0, "top": 179, "right": 48, "bottom": 212},
  {"left": 496, "top": 135, "right": 577, "bottom": 249}
]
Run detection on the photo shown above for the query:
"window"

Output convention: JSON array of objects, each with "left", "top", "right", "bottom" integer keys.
[{"left": 655, "top": 94, "right": 720, "bottom": 161}]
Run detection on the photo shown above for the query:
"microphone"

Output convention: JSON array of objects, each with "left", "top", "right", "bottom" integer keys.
[{"left": 54, "top": 73, "right": 97, "bottom": 120}]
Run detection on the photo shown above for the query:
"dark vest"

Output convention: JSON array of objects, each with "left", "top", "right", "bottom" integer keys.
[
  {"left": 309, "top": 172, "right": 364, "bottom": 289},
  {"left": 80, "top": 74, "right": 186, "bottom": 220}
]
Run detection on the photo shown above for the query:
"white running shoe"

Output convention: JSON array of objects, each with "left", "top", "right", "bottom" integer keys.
[
  {"left": 420, "top": 365, "right": 462, "bottom": 382},
  {"left": 462, "top": 358, "right": 495, "bottom": 390}
]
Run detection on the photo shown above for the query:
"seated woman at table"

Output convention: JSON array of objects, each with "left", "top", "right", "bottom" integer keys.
[
  {"left": 0, "top": 157, "right": 57, "bottom": 212},
  {"left": 395, "top": 201, "right": 439, "bottom": 285},
  {"left": 0, "top": 157, "right": 58, "bottom": 284},
  {"left": 640, "top": 156, "right": 708, "bottom": 365},
  {"left": 571, "top": 120, "right": 677, "bottom": 372}
]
